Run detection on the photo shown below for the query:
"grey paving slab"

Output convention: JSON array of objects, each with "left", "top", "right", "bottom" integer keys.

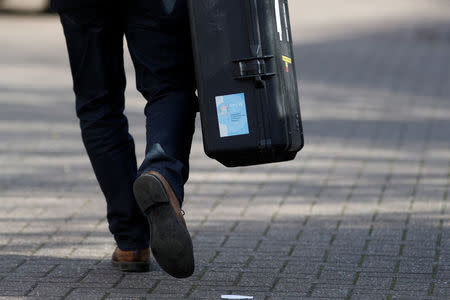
[
  {"left": 1, "top": 0, "right": 450, "bottom": 298},
  {"left": 65, "top": 288, "right": 106, "bottom": 300}
]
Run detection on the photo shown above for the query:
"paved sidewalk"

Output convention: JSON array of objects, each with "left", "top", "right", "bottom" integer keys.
[{"left": 1, "top": 1, "right": 450, "bottom": 299}]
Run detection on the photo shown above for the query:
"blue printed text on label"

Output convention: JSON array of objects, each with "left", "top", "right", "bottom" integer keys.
[{"left": 215, "top": 93, "right": 250, "bottom": 138}]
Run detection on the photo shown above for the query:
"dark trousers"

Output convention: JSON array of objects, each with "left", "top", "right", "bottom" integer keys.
[{"left": 58, "top": 1, "right": 197, "bottom": 251}]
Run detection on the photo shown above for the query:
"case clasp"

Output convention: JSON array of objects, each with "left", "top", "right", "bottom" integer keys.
[{"left": 233, "top": 55, "right": 275, "bottom": 88}]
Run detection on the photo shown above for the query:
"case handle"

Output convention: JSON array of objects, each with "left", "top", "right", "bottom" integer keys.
[
  {"left": 244, "top": 0, "right": 262, "bottom": 57},
  {"left": 242, "top": 0, "right": 266, "bottom": 87}
]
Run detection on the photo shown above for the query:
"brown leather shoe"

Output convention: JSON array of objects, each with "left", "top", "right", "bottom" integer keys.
[
  {"left": 112, "top": 247, "right": 150, "bottom": 272},
  {"left": 133, "top": 171, "right": 194, "bottom": 278}
]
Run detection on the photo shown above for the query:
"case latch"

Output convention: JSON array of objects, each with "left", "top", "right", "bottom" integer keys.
[{"left": 233, "top": 55, "right": 275, "bottom": 88}]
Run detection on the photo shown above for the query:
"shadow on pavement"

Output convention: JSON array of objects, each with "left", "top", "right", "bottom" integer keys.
[{"left": 1, "top": 14, "right": 449, "bottom": 299}]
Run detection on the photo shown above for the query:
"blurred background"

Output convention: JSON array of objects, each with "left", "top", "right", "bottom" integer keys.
[
  {"left": 0, "top": 0, "right": 50, "bottom": 12},
  {"left": 0, "top": 0, "right": 449, "bottom": 298}
]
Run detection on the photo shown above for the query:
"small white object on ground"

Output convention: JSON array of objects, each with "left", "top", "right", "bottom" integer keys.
[{"left": 221, "top": 296, "right": 254, "bottom": 300}]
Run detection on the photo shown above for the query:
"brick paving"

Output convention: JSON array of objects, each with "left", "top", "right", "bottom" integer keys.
[{"left": 1, "top": 1, "right": 450, "bottom": 299}]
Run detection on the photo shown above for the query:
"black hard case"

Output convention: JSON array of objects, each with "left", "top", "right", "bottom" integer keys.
[{"left": 188, "top": 0, "right": 304, "bottom": 167}]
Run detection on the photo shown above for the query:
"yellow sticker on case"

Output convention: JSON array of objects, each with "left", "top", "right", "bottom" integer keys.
[{"left": 282, "top": 55, "right": 292, "bottom": 72}]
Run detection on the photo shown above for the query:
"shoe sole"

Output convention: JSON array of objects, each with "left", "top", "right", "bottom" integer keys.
[
  {"left": 133, "top": 174, "right": 194, "bottom": 279},
  {"left": 112, "top": 261, "right": 150, "bottom": 272}
]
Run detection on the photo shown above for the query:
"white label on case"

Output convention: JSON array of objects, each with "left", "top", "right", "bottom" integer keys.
[{"left": 275, "top": 0, "right": 283, "bottom": 41}]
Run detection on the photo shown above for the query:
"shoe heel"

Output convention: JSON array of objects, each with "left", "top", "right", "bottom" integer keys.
[{"left": 133, "top": 175, "right": 169, "bottom": 214}]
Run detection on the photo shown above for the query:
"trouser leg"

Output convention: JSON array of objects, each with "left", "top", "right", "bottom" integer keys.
[
  {"left": 59, "top": 8, "right": 150, "bottom": 250},
  {"left": 125, "top": 0, "right": 198, "bottom": 205}
]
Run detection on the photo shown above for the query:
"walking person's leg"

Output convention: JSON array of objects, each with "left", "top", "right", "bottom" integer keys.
[
  {"left": 125, "top": 0, "right": 198, "bottom": 278},
  {"left": 57, "top": 5, "right": 150, "bottom": 271}
]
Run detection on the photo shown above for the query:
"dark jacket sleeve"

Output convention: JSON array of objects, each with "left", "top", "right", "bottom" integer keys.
[{"left": 50, "top": 0, "right": 106, "bottom": 12}]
